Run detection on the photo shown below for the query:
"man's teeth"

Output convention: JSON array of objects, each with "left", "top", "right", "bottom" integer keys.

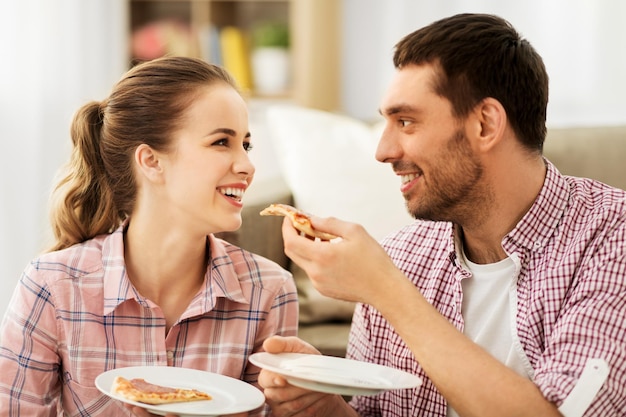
[
  {"left": 219, "top": 187, "right": 244, "bottom": 199},
  {"left": 401, "top": 173, "right": 418, "bottom": 184}
]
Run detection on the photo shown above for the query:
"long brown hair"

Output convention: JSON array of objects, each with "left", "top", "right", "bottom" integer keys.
[{"left": 48, "top": 56, "right": 238, "bottom": 251}]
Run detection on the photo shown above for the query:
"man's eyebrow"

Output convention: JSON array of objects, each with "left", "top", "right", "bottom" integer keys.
[{"left": 378, "top": 104, "right": 417, "bottom": 116}]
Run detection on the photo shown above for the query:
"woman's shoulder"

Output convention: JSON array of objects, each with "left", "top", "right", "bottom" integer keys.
[{"left": 27, "top": 234, "right": 108, "bottom": 281}]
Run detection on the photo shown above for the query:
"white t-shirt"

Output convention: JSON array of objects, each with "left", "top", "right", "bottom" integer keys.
[{"left": 447, "top": 251, "right": 532, "bottom": 417}]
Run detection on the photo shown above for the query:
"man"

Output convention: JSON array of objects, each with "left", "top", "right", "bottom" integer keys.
[{"left": 258, "top": 13, "right": 626, "bottom": 417}]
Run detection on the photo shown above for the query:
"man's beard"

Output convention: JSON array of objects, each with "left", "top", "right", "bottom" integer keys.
[{"left": 403, "top": 129, "right": 487, "bottom": 223}]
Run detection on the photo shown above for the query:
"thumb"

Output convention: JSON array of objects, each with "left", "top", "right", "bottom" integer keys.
[
  {"left": 310, "top": 215, "right": 363, "bottom": 240},
  {"left": 262, "top": 335, "right": 321, "bottom": 355}
]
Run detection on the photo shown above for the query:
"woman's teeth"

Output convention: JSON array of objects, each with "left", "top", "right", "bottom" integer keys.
[{"left": 219, "top": 187, "right": 244, "bottom": 201}]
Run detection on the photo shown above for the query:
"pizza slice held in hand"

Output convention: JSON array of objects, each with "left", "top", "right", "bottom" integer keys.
[
  {"left": 111, "top": 376, "right": 212, "bottom": 405},
  {"left": 260, "top": 203, "right": 338, "bottom": 241}
]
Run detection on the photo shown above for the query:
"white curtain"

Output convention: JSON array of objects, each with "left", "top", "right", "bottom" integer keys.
[
  {"left": 0, "top": 0, "right": 127, "bottom": 315},
  {"left": 341, "top": 0, "right": 626, "bottom": 127}
]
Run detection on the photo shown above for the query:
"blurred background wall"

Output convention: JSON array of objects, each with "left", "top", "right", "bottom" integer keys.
[
  {"left": 1, "top": 0, "right": 625, "bottom": 316},
  {"left": 0, "top": 0, "right": 128, "bottom": 315}
]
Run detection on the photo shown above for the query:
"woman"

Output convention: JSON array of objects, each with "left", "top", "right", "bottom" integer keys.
[{"left": 0, "top": 56, "right": 298, "bottom": 416}]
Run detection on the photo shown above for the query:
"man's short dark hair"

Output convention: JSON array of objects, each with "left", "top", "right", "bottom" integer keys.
[{"left": 394, "top": 13, "right": 549, "bottom": 152}]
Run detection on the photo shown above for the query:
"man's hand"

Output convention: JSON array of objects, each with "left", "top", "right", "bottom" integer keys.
[
  {"left": 281, "top": 216, "right": 402, "bottom": 308},
  {"left": 258, "top": 336, "right": 356, "bottom": 417}
]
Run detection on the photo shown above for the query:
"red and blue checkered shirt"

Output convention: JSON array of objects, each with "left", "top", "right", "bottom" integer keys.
[
  {"left": 348, "top": 160, "right": 626, "bottom": 416},
  {"left": 0, "top": 229, "right": 298, "bottom": 416}
]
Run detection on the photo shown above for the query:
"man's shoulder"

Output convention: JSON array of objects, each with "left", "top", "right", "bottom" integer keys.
[{"left": 564, "top": 176, "right": 626, "bottom": 223}]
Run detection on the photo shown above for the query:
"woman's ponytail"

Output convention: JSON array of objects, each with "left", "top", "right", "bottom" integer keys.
[{"left": 48, "top": 101, "right": 120, "bottom": 251}]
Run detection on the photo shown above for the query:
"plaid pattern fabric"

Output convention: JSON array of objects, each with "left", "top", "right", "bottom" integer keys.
[
  {"left": 348, "top": 160, "right": 626, "bottom": 416},
  {"left": 0, "top": 228, "right": 298, "bottom": 416}
]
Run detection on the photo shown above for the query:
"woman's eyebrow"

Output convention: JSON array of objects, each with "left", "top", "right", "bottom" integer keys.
[
  {"left": 207, "top": 128, "right": 251, "bottom": 139},
  {"left": 209, "top": 127, "right": 237, "bottom": 136}
]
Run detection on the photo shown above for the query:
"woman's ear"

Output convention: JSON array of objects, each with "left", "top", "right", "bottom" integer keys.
[
  {"left": 134, "top": 144, "right": 164, "bottom": 183},
  {"left": 471, "top": 97, "right": 507, "bottom": 152}
]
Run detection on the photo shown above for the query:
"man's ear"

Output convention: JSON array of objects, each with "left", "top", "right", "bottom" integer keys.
[
  {"left": 134, "top": 143, "right": 164, "bottom": 183},
  {"left": 470, "top": 97, "right": 507, "bottom": 152}
]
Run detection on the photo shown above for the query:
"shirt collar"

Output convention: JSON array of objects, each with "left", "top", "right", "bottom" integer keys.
[
  {"left": 185, "top": 234, "right": 250, "bottom": 318},
  {"left": 503, "top": 159, "right": 570, "bottom": 252},
  {"left": 102, "top": 228, "right": 249, "bottom": 316},
  {"left": 102, "top": 224, "right": 137, "bottom": 315}
]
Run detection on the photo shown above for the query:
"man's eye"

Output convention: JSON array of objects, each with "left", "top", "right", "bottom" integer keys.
[
  {"left": 243, "top": 142, "right": 254, "bottom": 152},
  {"left": 399, "top": 119, "right": 412, "bottom": 127}
]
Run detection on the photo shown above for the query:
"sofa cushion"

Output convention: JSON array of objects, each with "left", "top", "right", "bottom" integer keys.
[
  {"left": 292, "top": 264, "right": 356, "bottom": 324},
  {"left": 265, "top": 104, "right": 415, "bottom": 240},
  {"left": 544, "top": 125, "right": 626, "bottom": 190}
]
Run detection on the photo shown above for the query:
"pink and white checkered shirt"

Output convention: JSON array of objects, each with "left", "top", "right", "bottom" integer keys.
[
  {"left": 0, "top": 228, "right": 298, "bottom": 416},
  {"left": 347, "top": 160, "right": 626, "bottom": 416}
]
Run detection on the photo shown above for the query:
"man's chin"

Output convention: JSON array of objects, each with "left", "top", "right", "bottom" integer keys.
[{"left": 408, "top": 206, "right": 447, "bottom": 223}]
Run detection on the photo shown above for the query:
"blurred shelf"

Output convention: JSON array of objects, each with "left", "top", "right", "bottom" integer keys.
[{"left": 127, "top": 0, "right": 340, "bottom": 111}]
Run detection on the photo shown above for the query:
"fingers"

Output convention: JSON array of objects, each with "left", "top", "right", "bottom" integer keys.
[
  {"left": 264, "top": 388, "right": 330, "bottom": 417},
  {"left": 281, "top": 215, "right": 347, "bottom": 244},
  {"left": 262, "top": 335, "right": 320, "bottom": 355},
  {"left": 258, "top": 336, "right": 323, "bottom": 402},
  {"left": 125, "top": 404, "right": 164, "bottom": 417}
]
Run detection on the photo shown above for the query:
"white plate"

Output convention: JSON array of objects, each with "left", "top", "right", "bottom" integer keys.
[
  {"left": 95, "top": 366, "right": 265, "bottom": 417},
  {"left": 249, "top": 352, "right": 422, "bottom": 396}
]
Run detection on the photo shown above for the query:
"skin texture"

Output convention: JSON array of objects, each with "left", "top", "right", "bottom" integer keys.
[{"left": 257, "top": 64, "right": 562, "bottom": 417}]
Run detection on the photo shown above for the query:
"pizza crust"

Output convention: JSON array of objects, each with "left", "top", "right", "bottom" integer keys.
[
  {"left": 111, "top": 376, "right": 212, "bottom": 405},
  {"left": 260, "top": 203, "right": 337, "bottom": 241}
]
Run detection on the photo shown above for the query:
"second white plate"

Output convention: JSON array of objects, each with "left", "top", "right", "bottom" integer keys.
[{"left": 249, "top": 352, "right": 422, "bottom": 396}]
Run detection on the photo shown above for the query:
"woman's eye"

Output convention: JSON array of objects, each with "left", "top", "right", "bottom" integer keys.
[
  {"left": 213, "top": 138, "right": 228, "bottom": 146},
  {"left": 243, "top": 142, "right": 253, "bottom": 152}
]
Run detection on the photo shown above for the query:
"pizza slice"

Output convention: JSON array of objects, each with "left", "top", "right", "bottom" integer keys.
[
  {"left": 111, "top": 375, "right": 212, "bottom": 405},
  {"left": 260, "top": 203, "right": 338, "bottom": 241}
]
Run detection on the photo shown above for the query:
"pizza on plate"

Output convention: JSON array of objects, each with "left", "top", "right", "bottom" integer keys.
[
  {"left": 111, "top": 375, "right": 212, "bottom": 405},
  {"left": 260, "top": 203, "right": 337, "bottom": 241}
]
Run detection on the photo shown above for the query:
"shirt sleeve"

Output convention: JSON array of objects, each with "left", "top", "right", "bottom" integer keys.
[
  {"left": 247, "top": 269, "right": 299, "bottom": 417},
  {"left": 243, "top": 267, "right": 298, "bottom": 382},
  {"left": 0, "top": 263, "right": 61, "bottom": 416},
  {"left": 268, "top": 270, "right": 299, "bottom": 339},
  {"left": 346, "top": 303, "right": 382, "bottom": 417},
  {"left": 533, "top": 224, "right": 626, "bottom": 415}
]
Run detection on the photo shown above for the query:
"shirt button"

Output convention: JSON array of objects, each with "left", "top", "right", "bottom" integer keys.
[
  {"left": 167, "top": 351, "right": 174, "bottom": 360},
  {"left": 534, "top": 241, "right": 542, "bottom": 248}
]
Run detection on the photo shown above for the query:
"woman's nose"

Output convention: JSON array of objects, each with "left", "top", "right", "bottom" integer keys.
[{"left": 235, "top": 150, "right": 255, "bottom": 177}]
